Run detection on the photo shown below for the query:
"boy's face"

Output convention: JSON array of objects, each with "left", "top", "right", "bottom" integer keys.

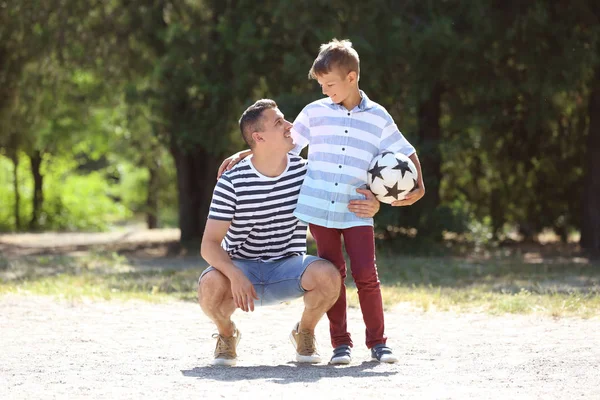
[
  {"left": 316, "top": 69, "right": 357, "bottom": 104},
  {"left": 253, "top": 108, "right": 294, "bottom": 153}
]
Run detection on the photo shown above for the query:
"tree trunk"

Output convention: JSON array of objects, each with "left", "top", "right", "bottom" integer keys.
[
  {"left": 414, "top": 82, "right": 444, "bottom": 238},
  {"left": 490, "top": 188, "right": 505, "bottom": 240},
  {"left": 146, "top": 157, "right": 159, "bottom": 229},
  {"left": 580, "top": 66, "right": 600, "bottom": 253},
  {"left": 29, "top": 150, "right": 44, "bottom": 230},
  {"left": 170, "top": 142, "right": 218, "bottom": 249},
  {"left": 9, "top": 151, "right": 20, "bottom": 230}
]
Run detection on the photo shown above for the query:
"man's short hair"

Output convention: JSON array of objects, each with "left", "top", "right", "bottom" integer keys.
[
  {"left": 308, "top": 38, "right": 360, "bottom": 80},
  {"left": 239, "top": 99, "right": 278, "bottom": 148}
]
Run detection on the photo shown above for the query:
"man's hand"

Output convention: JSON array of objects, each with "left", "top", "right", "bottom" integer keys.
[
  {"left": 217, "top": 150, "right": 252, "bottom": 179},
  {"left": 229, "top": 269, "right": 259, "bottom": 312},
  {"left": 391, "top": 186, "right": 425, "bottom": 207},
  {"left": 348, "top": 188, "right": 380, "bottom": 218}
]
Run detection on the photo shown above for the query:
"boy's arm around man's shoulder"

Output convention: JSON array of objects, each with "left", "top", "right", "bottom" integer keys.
[{"left": 217, "top": 149, "right": 252, "bottom": 179}]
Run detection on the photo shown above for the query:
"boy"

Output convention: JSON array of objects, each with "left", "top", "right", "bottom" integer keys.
[{"left": 219, "top": 39, "right": 425, "bottom": 364}]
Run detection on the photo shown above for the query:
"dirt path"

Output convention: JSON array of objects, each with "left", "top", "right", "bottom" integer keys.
[
  {"left": 1, "top": 230, "right": 599, "bottom": 398},
  {"left": 2, "top": 294, "right": 599, "bottom": 400}
]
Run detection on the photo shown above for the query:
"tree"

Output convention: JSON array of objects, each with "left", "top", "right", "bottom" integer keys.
[
  {"left": 79, "top": 0, "right": 278, "bottom": 245},
  {"left": 1, "top": 0, "right": 99, "bottom": 229},
  {"left": 578, "top": 1, "right": 600, "bottom": 252}
]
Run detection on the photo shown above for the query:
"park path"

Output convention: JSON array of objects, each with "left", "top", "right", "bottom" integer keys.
[{"left": 1, "top": 294, "right": 600, "bottom": 400}]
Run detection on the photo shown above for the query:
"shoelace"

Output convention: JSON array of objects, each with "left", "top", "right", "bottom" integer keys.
[
  {"left": 213, "top": 333, "right": 235, "bottom": 357},
  {"left": 298, "top": 331, "right": 317, "bottom": 354}
]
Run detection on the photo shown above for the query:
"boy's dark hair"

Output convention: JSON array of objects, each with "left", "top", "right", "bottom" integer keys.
[
  {"left": 239, "top": 99, "right": 278, "bottom": 148},
  {"left": 308, "top": 38, "right": 360, "bottom": 80}
]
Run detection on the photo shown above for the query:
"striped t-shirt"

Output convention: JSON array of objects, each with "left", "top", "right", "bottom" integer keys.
[
  {"left": 291, "top": 90, "right": 416, "bottom": 229},
  {"left": 208, "top": 154, "right": 308, "bottom": 261}
]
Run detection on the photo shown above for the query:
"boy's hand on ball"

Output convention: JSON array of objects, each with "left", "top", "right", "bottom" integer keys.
[
  {"left": 391, "top": 186, "right": 425, "bottom": 207},
  {"left": 348, "top": 188, "right": 380, "bottom": 218}
]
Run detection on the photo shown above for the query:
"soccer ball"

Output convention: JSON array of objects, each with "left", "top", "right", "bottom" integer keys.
[{"left": 367, "top": 152, "right": 418, "bottom": 204}]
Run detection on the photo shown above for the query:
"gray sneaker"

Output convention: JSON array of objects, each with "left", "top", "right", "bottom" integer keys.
[
  {"left": 329, "top": 345, "right": 352, "bottom": 365},
  {"left": 370, "top": 344, "right": 398, "bottom": 363},
  {"left": 289, "top": 322, "right": 321, "bottom": 363},
  {"left": 212, "top": 323, "right": 241, "bottom": 366}
]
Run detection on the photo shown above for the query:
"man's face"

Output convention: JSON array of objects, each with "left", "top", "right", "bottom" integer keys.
[
  {"left": 254, "top": 108, "right": 294, "bottom": 153},
  {"left": 316, "top": 69, "right": 355, "bottom": 104}
]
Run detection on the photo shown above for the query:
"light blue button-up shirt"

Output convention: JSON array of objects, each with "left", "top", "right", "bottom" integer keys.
[{"left": 290, "top": 91, "right": 416, "bottom": 229}]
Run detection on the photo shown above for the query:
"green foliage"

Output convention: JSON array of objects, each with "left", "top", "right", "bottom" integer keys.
[
  {"left": 0, "top": 152, "right": 134, "bottom": 231},
  {"left": 1, "top": 0, "right": 599, "bottom": 246},
  {"left": 114, "top": 152, "right": 178, "bottom": 228},
  {"left": 44, "top": 172, "right": 130, "bottom": 231},
  {"left": 0, "top": 153, "right": 31, "bottom": 230}
]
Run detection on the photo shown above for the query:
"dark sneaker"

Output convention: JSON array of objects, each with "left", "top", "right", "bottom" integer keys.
[
  {"left": 370, "top": 344, "right": 398, "bottom": 363},
  {"left": 212, "top": 323, "right": 241, "bottom": 366},
  {"left": 329, "top": 345, "right": 352, "bottom": 365},
  {"left": 289, "top": 322, "right": 321, "bottom": 363}
]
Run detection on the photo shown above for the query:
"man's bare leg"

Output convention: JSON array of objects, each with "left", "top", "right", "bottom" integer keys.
[
  {"left": 299, "top": 260, "right": 341, "bottom": 333},
  {"left": 198, "top": 270, "right": 237, "bottom": 335},
  {"left": 198, "top": 270, "right": 241, "bottom": 366}
]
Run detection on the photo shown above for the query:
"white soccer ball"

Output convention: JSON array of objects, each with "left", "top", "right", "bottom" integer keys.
[{"left": 367, "top": 152, "right": 418, "bottom": 204}]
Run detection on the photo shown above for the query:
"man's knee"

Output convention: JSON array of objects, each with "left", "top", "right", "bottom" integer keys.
[
  {"left": 198, "top": 269, "right": 230, "bottom": 306},
  {"left": 304, "top": 260, "right": 341, "bottom": 295}
]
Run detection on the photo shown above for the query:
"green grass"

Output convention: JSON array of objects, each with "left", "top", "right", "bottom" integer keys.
[
  {"left": 343, "top": 252, "right": 600, "bottom": 318},
  {"left": 0, "top": 270, "right": 199, "bottom": 302},
  {"left": 0, "top": 252, "right": 199, "bottom": 303},
  {"left": 346, "top": 285, "right": 600, "bottom": 318},
  {"left": 1, "top": 249, "right": 599, "bottom": 318}
]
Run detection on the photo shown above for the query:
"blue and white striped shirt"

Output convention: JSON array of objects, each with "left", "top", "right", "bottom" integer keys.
[
  {"left": 291, "top": 91, "right": 415, "bottom": 229},
  {"left": 208, "top": 154, "right": 308, "bottom": 261}
]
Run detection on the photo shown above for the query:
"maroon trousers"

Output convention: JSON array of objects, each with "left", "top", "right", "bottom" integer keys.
[{"left": 309, "top": 224, "right": 387, "bottom": 349}]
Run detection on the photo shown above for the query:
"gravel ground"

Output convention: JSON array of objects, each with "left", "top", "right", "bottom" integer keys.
[{"left": 2, "top": 294, "right": 600, "bottom": 400}]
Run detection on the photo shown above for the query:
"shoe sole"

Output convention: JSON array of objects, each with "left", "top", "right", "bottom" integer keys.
[
  {"left": 289, "top": 331, "right": 321, "bottom": 363},
  {"left": 296, "top": 354, "right": 322, "bottom": 363},
  {"left": 370, "top": 356, "right": 398, "bottom": 363},
  {"left": 329, "top": 356, "right": 351, "bottom": 365},
  {"left": 212, "top": 358, "right": 237, "bottom": 366}
]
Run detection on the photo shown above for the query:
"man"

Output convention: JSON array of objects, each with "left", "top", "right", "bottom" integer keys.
[{"left": 198, "top": 99, "right": 380, "bottom": 365}]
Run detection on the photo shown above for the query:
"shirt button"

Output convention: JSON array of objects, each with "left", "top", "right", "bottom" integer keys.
[
  {"left": 345, "top": 130, "right": 348, "bottom": 133},
  {"left": 342, "top": 147, "right": 345, "bottom": 151},
  {"left": 347, "top": 112, "right": 350, "bottom": 116},
  {"left": 338, "top": 165, "right": 342, "bottom": 168},
  {"left": 335, "top": 183, "right": 338, "bottom": 186},
  {"left": 331, "top": 201, "right": 335, "bottom": 204}
]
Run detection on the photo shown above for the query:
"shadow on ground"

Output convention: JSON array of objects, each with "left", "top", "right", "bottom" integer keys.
[{"left": 181, "top": 361, "right": 398, "bottom": 384}]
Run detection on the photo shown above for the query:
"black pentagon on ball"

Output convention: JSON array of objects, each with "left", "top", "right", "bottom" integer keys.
[
  {"left": 392, "top": 158, "right": 413, "bottom": 179},
  {"left": 368, "top": 160, "right": 386, "bottom": 181},
  {"left": 384, "top": 182, "right": 403, "bottom": 199}
]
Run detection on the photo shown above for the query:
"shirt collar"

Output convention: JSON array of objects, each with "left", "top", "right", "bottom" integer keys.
[
  {"left": 357, "top": 90, "right": 374, "bottom": 111},
  {"left": 328, "top": 90, "right": 374, "bottom": 112}
]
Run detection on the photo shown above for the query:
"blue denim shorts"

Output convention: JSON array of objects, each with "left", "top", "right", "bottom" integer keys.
[{"left": 199, "top": 255, "right": 323, "bottom": 306}]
